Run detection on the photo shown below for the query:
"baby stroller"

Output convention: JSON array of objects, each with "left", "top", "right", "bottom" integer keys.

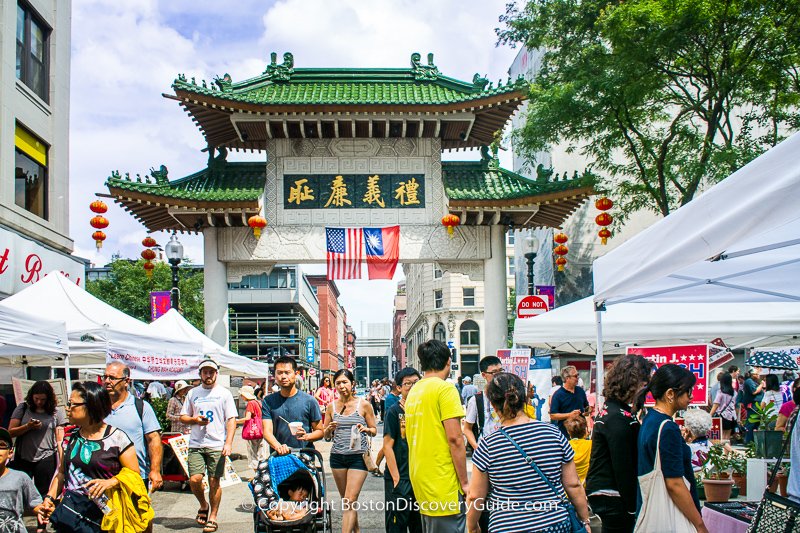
[{"left": 251, "top": 448, "right": 331, "bottom": 533}]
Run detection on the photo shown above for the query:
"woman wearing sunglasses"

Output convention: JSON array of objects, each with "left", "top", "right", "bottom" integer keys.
[{"left": 37, "top": 381, "right": 152, "bottom": 532}]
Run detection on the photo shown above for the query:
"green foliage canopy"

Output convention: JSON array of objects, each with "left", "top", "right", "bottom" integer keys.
[
  {"left": 498, "top": 0, "right": 800, "bottom": 217},
  {"left": 86, "top": 259, "right": 204, "bottom": 331}
]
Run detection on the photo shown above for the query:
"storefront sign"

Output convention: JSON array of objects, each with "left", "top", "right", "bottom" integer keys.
[
  {"left": 305, "top": 336, "right": 315, "bottom": 363},
  {"left": 283, "top": 174, "right": 425, "bottom": 209},
  {"left": 497, "top": 348, "right": 531, "bottom": 381},
  {"left": 627, "top": 344, "right": 709, "bottom": 406},
  {"left": 0, "top": 226, "right": 85, "bottom": 296}
]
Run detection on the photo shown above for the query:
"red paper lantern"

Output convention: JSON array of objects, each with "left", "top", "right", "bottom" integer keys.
[
  {"left": 554, "top": 232, "right": 568, "bottom": 245},
  {"left": 142, "top": 236, "right": 157, "bottom": 248},
  {"left": 141, "top": 249, "right": 156, "bottom": 261},
  {"left": 90, "top": 200, "right": 108, "bottom": 214},
  {"left": 441, "top": 214, "right": 460, "bottom": 237},
  {"left": 554, "top": 244, "right": 569, "bottom": 257},
  {"left": 595, "top": 213, "right": 612, "bottom": 227},
  {"left": 555, "top": 256, "right": 567, "bottom": 272},
  {"left": 595, "top": 197, "right": 613, "bottom": 211},
  {"left": 90, "top": 215, "right": 109, "bottom": 229},
  {"left": 143, "top": 261, "right": 155, "bottom": 278},
  {"left": 248, "top": 215, "right": 267, "bottom": 238},
  {"left": 598, "top": 228, "right": 612, "bottom": 245},
  {"left": 92, "top": 231, "right": 106, "bottom": 249}
]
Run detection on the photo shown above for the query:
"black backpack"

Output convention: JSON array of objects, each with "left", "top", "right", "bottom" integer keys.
[{"left": 471, "top": 393, "right": 485, "bottom": 443}]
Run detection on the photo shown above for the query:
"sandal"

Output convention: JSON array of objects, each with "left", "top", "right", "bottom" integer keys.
[
  {"left": 203, "top": 521, "right": 218, "bottom": 532},
  {"left": 195, "top": 509, "right": 209, "bottom": 525}
]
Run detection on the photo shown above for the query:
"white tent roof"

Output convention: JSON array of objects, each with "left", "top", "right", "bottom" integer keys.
[
  {"left": 513, "top": 296, "right": 800, "bottom": 355},
  {"left": 593, "top": 132, "right": 800, "bottom": 306},
  {"left": 0, "top": 306, "right": 68, "bottom": 361},
  {"left": 0, "top": 271, "right": 202, "bottom": 365},
  {"left": 149, "top": 308, "right": 271, "bottom": 378}
]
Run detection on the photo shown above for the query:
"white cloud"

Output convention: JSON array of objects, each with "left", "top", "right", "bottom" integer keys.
[{"left": 70, "top": 0, "right": 519, "bottom": 330}]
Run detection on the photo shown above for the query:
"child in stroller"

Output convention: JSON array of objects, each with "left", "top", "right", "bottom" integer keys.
[{"left": 266, "top": 476, "right": 311, "bottom": 522}]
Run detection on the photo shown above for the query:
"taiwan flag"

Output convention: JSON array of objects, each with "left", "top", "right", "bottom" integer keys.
[{"left": 364, "top": 226, "right": 400, "bottom": 280}]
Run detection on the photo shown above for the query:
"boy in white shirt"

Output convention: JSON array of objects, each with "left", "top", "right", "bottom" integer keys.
[{"left": 179, "top": 359, "right": 237, "bottom": 533}]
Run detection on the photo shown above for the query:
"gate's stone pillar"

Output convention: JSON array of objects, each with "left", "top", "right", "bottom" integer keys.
[
  {"left": 483, "top": 224, "right": 508, "bottom": 357},
  {"left": 204, "top": 227, "right": 229, "bottom": 348}
]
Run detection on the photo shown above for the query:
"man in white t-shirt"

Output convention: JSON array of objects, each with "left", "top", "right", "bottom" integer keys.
[
  {"left": 179, "top": 359, "right": 237, "bottom": 532},
  {"left": 463, "top": 356, "right": 503, "bottom": 450},
  {"left": 146, "top": 380, "right": 167, "bottom": 399}
]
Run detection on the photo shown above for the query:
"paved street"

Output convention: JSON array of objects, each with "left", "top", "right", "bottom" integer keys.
[{"left": 150, "top": 424, "right": 391, "bottom": 533}]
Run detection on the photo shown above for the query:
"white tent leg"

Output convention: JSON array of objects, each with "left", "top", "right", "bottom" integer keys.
[
  {"left": 595, "top": 308, "right": 605, "bottom": 412},
  {"left": 63, "top": 353, "right": 72, "bottom": 391}
]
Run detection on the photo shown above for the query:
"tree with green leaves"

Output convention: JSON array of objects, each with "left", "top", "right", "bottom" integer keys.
[
  {"left": 498, "top": 0, "right": 800, "bottom": 218},
  {"left": 86, "top": 259, "right": 204, "bottom": 331}
]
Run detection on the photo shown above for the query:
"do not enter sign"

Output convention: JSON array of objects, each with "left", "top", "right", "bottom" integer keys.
[{"left": 517, "top": 295, "right": 549, "bottom": 318}]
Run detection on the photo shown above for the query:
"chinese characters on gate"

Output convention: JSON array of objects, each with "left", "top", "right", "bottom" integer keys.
[{"left": 283, "top": 174, "right": 425, "bottom": 210}]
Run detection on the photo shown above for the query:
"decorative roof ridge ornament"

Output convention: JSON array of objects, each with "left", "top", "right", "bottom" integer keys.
[
  {"left": 150, "top": 165, "right": 169, "bottom": 186},
  {"left": 472, "top": 73, "right": 489, "bottom": 90},
  {"left": 411, "top": 52, "right": 440, "bottom": 81},
  {"left": 264, "top": 52, "right": 295, "bottom": 82},
  {"left": 204, "top": 144, "right": 229, "bottom": 170},
  {"left": 214, "top": 73, "right": 233, "bottom": 92},
  {"left": 479, "top": 145, "right": 501, "bottom": 169},
  {"left": 536, "top": 163, "right": 554, "bottom": 182}
]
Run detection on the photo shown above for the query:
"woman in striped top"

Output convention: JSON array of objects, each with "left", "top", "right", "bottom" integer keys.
[
  {"left": 467, "top": 373, "right": 590, "bottom": 533},
  {"left": 323, "top": 369, "right": 377, "bottom": 533}
]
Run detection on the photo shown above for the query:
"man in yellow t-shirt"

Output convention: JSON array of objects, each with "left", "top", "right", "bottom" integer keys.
[{"left": 405, "top": 339, "right": 467, "bottom": 532}]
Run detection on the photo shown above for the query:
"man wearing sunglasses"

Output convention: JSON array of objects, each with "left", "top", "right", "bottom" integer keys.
[{"left": 102, "top": 361, "right": 163, "bottom": 500}]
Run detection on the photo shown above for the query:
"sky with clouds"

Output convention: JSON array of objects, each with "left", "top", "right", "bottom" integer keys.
[{"left": 70, "top": 0, "right": 522, "bottom": 334}]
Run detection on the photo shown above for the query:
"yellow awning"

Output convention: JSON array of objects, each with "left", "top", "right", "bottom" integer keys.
[{"left": 15, "top": 125, "right": 47, "bottom": 167}]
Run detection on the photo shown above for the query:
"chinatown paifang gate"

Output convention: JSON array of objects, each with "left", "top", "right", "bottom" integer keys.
[{"left": 106, "top": 52, "right": 594, "bottom": 358}]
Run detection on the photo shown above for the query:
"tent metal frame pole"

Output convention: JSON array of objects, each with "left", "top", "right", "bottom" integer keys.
[
  {"left": 63, "top": 353, "right": 72, "bottom": 391},
  {"left": 595, "top": 304, "right": 605, "bottom": 411}
]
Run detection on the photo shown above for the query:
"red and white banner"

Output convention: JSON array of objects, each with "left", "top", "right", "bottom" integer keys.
[
  {"left": 675, "top": 416, "right": 723, "bottom": 441},
  {"left": 497, "top": 348, "right": 531, "bottom": 381},
  {"left": 627, "top": 344, "right": 709, "bottom": 406},
  {"left": 107, "top": 349, "right": 203, "bottom": 380}
]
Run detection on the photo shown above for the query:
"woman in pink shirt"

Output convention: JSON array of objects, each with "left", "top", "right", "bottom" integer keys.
[
  {"left": 315, "top": 376, "right": 337, "bottom": 423},
  {"left": 776, "top": 378, "right": 800, "bottom": 431}
]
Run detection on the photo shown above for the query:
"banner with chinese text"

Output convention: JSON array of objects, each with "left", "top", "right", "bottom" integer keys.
[
  {"left": 107, "top": 348, "right": 203, "bottom": 380},
  {"left": 284, "top": 174, "right": 425, "bottom": 209},
  {"left": 627, "top": 344, "right": 709, "bottom": 406}
]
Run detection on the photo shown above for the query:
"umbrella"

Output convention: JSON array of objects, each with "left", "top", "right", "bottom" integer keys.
[{"left": 746, "top": 347, "right": 800, "bottom": 370}]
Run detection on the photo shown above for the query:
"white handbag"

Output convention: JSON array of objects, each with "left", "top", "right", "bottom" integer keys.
[{"left": 634, "top": 419, "right": 698, "bottom": 533}]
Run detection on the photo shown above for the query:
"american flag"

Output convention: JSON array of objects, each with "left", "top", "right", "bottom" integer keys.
[{"left": 326, "top": 227, "right": 363, "bottom": 279}]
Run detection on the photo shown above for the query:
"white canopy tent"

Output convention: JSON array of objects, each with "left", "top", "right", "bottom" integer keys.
[
  {"left": 149, "top": 309, "right": 271, "bottom": 378},
  {"left": 590, "top": 132, "right": 800, "bottom": 387},
  {"left": 513, "top": 296, "right": 800, "bottom": 354},
  {"left": 0, "top": 271, "right": 203, "bottom": 376},
  {"left": 0, "top": 306, "right": 68, "bottom": 360}
]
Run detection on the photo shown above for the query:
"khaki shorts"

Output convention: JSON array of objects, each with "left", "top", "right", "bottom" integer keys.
[{"left": 188, "top": 448, "right": 225, "bottom": 479}]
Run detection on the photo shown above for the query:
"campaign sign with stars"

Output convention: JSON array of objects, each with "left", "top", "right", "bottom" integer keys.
[
  {"left": 627, "top": 344, "right": 709, "bottom": 406},
  {"left": 283, "top": 174, "right": 425, "bottom": 209}
]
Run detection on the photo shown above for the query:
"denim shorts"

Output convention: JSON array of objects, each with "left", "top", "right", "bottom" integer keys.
[{"left": 329, "top": 452, "right": 368, "bottom": 471}]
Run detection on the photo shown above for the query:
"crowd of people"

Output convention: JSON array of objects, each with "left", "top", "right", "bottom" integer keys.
[{"left": 2, "top": 345, "right": 800, "bottom": 533}]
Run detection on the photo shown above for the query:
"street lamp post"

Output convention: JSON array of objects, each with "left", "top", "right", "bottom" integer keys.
[
  {"left": 524, "top": 233, "right": 540, "bottom": 296},
  {"left": 164, "top": 232, "right": 184, "bottom": 310}
]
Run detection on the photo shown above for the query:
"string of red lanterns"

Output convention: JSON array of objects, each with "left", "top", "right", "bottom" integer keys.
[
  {"left": 595, "top": 197, "right": 613, "bottom": 245},
  {"left": 89, "top": 200, "right": 109, "bottom": 249},
  {"left": 141, "top": 236, "right": 158, "bottom": 278},
  {"left": 553, "top": 232, "right": 569, "bottom": 272}
]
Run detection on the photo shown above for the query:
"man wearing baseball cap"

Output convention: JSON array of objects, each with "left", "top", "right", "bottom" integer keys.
[{"left": 179, "top": 359, "right": 237, "bottom": 533}]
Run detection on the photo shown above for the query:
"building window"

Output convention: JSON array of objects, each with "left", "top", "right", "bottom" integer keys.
[
  {"left": 463, "top": 288, "right": 475, "bottom": 306},
  {"left": 434, "top": 267, "right": 442, "bottom": 279},
  {"left": 434, "top": 290, "right": 443, "bottom": 309},
  {"left": 433, "top": 322, "right": 446, "bottom": 342},
  {"left": 506, "top": 230, "right": 515, "bottom": 246},
  {"left": 14, "top": 124, "right": 48, "bottom": 219},
  {"left": 507, "top": 257, "right": 515, "bottom": 276},
  {"left": 16, "top": 3, "right": 49, "bottom": 102},
  {"left": 459, "top": 320, "right": 480, "bottom": 347}
]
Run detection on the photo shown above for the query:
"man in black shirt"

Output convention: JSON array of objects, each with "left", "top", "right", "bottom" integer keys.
[
  {"left": 382, "top": 367, "right": 422, "bottom": 533},
  {"left": 549, "top": 365, "right": 589, "bottom": 438}
]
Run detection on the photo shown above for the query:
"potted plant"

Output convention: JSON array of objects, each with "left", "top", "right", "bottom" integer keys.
[
  {"left": 702, "top": 444, "right": 736, "bottom": 502},
  {"left": 777, "top": 464, "right": 790, "bottom": 497},
  {"left": 749, "top": 401, "right": 783, "bottom": 458},
  {"left": 730, "top": 449, "right": 750, "bottom": 497}
]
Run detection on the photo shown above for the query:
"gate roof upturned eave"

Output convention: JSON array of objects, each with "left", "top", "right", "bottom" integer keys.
[
  {"left": 167, "top": 53, "right": 528, "bottom": 151},
  {"left": 105, "top": 160, "right": 594, "bottom": 233}
]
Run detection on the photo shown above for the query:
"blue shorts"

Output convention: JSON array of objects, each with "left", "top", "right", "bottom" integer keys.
[{"left": 329, "top": 452, "right": 367, "bottom": 471}]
